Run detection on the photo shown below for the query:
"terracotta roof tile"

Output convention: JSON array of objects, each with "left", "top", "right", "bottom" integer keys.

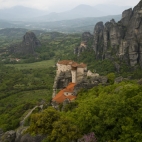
[
  {"left": 57, "top": 60, "right": 86, "bottom": 68},
  {"left": 77, "top": 63, "right": 87, "bottom": 68},
  {"left": 57, "top": 60, "right": 77, "bottom": 65},
  {"left": 71, "top": 62, "right": 78, "bottom": 67},
  {"left": 52, "top": 83, "right": 76, "bottom": 103}
]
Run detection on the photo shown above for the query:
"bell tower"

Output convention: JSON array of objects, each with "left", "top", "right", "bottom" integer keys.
[{"left": 71, "top": 67, "right": 77, "bottom": 83}]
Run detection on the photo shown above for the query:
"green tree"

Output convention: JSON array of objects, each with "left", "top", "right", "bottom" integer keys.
[
  {"left": 27, "top": 107, "right": 60, "bottom": 135},
  {"left": 47, "top": 117, "right": 81, "bottom": 142},
  {"left": 107, "top": 73, "right": 115, "bottom": 84}
]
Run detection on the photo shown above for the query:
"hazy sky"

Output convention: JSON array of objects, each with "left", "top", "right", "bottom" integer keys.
[{"left": 0, "top": 0, "right": 140, "bottom": 11}]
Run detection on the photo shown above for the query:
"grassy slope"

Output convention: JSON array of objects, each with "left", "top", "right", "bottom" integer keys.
[{"left": 5, "top": 59, "right": 55, "bottom": 70}]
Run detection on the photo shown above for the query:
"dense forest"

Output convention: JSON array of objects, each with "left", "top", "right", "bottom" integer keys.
[
  {"left": 0, "top": 63, "right": 55, "bottom": 131},
  {"left": 27, "top": 81, "right": 142, "bottom": 142}
]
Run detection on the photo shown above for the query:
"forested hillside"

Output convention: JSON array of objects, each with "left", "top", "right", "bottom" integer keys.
[
  {"left": 27, "top": 81, "right": 142, "bottom": 142},
  {"left": 0, "top": 63, "right": 55, "bottom": 131}
]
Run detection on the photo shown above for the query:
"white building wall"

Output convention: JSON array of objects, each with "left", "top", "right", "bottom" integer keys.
[
  {"left": 67, "top": 65, "right": 72, "bottom": 70},
  {"left": 57, "top": 64, "right": 68, "bottom": 72},
  {"left": 77, "top": 67, "right": 85, "bottom": 74},
  {"left": 87, "top": 70, "right": 99, "bottom": 77},
  {"left": 57, "top": 63, "right": 72, "bottom": 72},
  {"left": 57, "top": 63, "right": 87, "bottom": 84},
  {"left": 64, "top": 92, "right": 73, "bottom": 96},
  {"left": 71, "top": 70, "right": 77, "bottom": 83}
]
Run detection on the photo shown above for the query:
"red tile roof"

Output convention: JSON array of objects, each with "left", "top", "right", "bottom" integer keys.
[
  {"left": 52, "top": 83, "right": 76, "bottom": 103},
  {"left": 57, "top": 60, "right": 87, "bottom": 68},
  {"left": 71, "top": 62, "right": 78, "bottom": 67},
  {"left": 57, "top": 60, "right": 77, "bottom": 65},
  {"left": 77, "top": 63, "right": 87, "bottom": 68}
]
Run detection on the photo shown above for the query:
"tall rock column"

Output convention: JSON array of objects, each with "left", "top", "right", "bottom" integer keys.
[
  {"left": 93, "top": 22, "right": 104, "bottom": 59},
  {"left": 9, "top": 31, "right": 41, "bottom": 55}
]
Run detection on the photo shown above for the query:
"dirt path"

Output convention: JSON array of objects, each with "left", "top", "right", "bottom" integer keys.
[{"left": 20, "top": 105, "right": 43, "bottom": 127}]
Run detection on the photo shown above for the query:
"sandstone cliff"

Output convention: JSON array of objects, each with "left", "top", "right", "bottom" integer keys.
[
  {"left": 75, "top": 1, "right": 142, "bottom": 67},
  {"left": 92, "top": 1, "right": 142, "bottom": 67},
  {"left": 74, "top": 32, "right": 93, "bottom": 56},
  {"left": 9, "top": 31, "right": 41, "bottom": 55}
]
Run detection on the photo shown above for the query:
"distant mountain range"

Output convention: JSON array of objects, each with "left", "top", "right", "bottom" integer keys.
[
  {"left": 0, "top": 6, "right": 49, "bottom": 21},
  {"left": 93, "top": 4, "right": 131, "bottom": 15},
  {"left": 0, "top": 4, "right": 130, "bottom": 33},
  {"left": 31, "top": 4, "right": 131, "bottom": 22},
  {"left": 0, "top": 15, "right": 121, "bottom": 33},
  {"left": 0, "top": 4, "right": 131, "bottom": 21}
]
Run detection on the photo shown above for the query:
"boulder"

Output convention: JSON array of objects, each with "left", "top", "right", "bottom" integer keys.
[
  {"left": 0, "top": 130, "right": 16, "bottom": 142},
  {"left": 18, "top": 134, "right": 45, "bottom": 142},
  {"left": 98, "top": 76, "right": 108, "bottom": 84},
  {"left": 73, "top": 76, "right": 108, "bottom": 95},
  {"left": 115, "top": 76, "right": 124, "bottom": 83},
  {"left": 0, "top": 129, "right": 3, "bottom": 139},
  {"left": 15, "top": 127, "right": 28, "bottom": 142}
]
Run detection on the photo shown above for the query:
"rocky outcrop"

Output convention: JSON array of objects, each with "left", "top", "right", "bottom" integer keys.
[
  {"left": 115, "top": 76, "right": 124, "bottom": 83},
  {"left": 91, "top": 1, "right": 142, "bottom": 67},
  {"left": 52, "top": 71, "right": 72, "bottom": 97},
  {"left": 74, "top": 32, "right": 93, "bottom": 56},
  {"left": 15, "top": 134, "right": 45, "bottom": 142},
  {"left": 0, "top": 129, "right": 45, "bottom": 142},
  {"left": 73, "top": 76, "right": 108, "bottom": 95},
  {"left": 0, "top": 130, "right": 16, "bottom": 142},
  {"left": 9, "top": 31, "right": 41, "bottom": 55},
  {"left": 93, "top": 22, "right": 104, "bottom": 59},
  {"left": 114, "top": 62, "right": 121, "bottom": 73},
  {"left": 53, "top": 71, "right": 72, "bottom": 89}
]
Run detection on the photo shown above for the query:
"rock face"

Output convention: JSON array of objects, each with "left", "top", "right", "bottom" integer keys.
[
  {"left": 9, "top": 31, "right": 41, "bottom": 55},
  {"left": 91, "top": 1, "right": 142, "bottom": 67},
  {"left": 16, "top": 134, "right": 45, "bottom": 142},
  {"left": 53, "top": 71, "right": 72, "bottom": 90},
  {"left": 74, "top": 32, "right": 93, "bottom": 56},
  {"left": 0, "top": 129, "right": 45, "bottom": 142},
  {"left": 73, "top": 76, "right": 108, "bottom": 95},
  {"left": 52, "top": 71, "right": 72, "bottom": 97},
  {"left": 0, "top": 129, "right": 3, "bottom": 139},
  {"left": 0, "top": 130, "right": 16, "bottom": 142}
]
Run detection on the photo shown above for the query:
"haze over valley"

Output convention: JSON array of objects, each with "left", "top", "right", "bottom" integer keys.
[{"left": 0, "top": 1, "right": 138, "bottom": 33}]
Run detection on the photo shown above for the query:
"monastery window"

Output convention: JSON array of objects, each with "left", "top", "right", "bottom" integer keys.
[{"left": 64, "top": 92, "right": 69, "bottom": 96}]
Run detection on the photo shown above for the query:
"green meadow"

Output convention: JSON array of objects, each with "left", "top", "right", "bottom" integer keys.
[{"left": 5, "top": 59, "right": 55, "bottom": 70}]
